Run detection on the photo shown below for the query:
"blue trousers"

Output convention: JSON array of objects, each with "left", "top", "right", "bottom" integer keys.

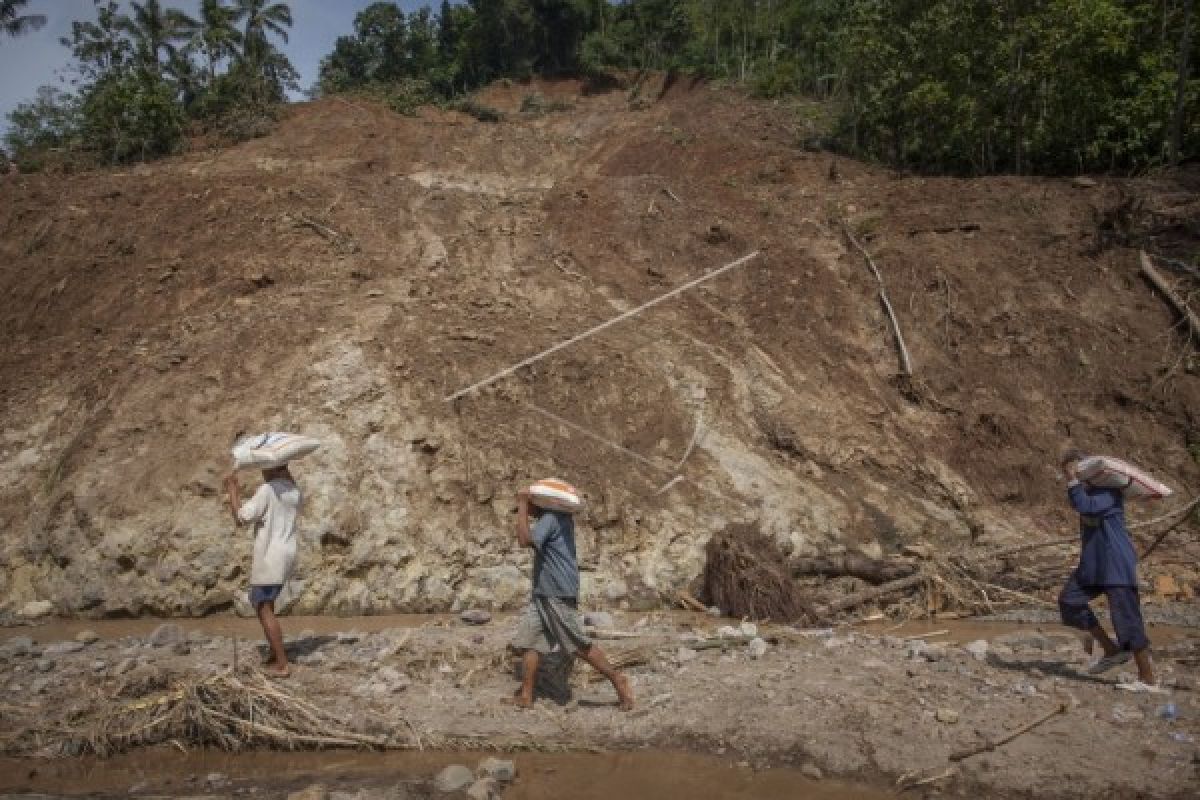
[{"left": 1058, "top": 573, "right": 1149, "bottom": 651}]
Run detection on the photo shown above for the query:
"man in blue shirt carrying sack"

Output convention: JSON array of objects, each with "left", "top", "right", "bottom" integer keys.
[
  {"left": 1057, "top": 449, "right": 1160, "bottom": 692},
  {"left": 510, "top": 487, "right": 634, "bottom": 711}
]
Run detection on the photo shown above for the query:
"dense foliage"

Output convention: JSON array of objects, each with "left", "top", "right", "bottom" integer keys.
[
  {"left": 317, "top": 0, "right": 1196, "bottom": 174},
  {"left": 4, "top": 0, "right": 297, "bottom": 169},
  {"left": 7, "top": 1, "right": 1195, "bottom": 173}
]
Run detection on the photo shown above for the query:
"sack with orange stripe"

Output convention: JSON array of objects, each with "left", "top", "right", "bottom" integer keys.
[{"left": 528, "top": 478, "right": 585, "bottom": 514}]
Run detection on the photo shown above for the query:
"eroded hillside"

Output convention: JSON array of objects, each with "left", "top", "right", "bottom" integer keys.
[{"left": 1, "top": 78, "right": 1197, "bottom": 617}]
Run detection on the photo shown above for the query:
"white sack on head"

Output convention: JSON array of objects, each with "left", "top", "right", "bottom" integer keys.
[
  {"left": 232, "top": 432, "right": 320, "bottom": 471},
  {"left": 529, "top": 478, "right": 585, "bottom": 514},
  {"left": 1077, "top": 456, "right": 1172, "bottom": 501}
]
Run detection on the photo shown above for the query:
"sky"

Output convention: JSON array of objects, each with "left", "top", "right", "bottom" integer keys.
[{"left": 0, "top": 0, "right": 433, "bottom": 132}]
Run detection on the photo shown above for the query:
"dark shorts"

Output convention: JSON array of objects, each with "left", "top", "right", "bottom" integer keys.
[{"left": 249, "top": 584, "right": 283, "bottom": 609}]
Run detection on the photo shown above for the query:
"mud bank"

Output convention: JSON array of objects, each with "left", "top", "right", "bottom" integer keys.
[{"left": 2, "top": 612, "right": 1198, "bottom": 799}]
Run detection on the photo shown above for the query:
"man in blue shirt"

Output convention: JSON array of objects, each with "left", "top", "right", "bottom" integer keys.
[
  {"left": 1057, "top": 450, "right": 1158, "bottom": 690},
  {"left": 510, "top": 487, "right": 634, "bottom": 711}
]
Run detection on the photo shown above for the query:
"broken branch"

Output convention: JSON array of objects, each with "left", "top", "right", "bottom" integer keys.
[
  {"left": 950, "top": 702, "right": 1068, "bottom": 762},
  {"left": 1140, "top": 250, "right": 1200, "bottom": 346},
  {"left": 843, "top": 223, "right": 914, "bottom": 377}
]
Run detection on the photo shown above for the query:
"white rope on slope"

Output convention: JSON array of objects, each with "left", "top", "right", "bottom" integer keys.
[{"left": 444, "top": 251, "right": 762, "bottom": 402}]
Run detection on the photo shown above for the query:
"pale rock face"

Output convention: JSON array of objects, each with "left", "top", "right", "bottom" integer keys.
[{"left": 0, "top": 108, "right": 1135, "bottom": 620}]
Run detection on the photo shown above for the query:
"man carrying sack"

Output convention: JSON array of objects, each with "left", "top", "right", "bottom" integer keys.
[
  {"left": 510, "top": 481, "right": 634, "bottom": 711},
  {"left": 224, "top": 433, "right": 314, "bottom": 678}
]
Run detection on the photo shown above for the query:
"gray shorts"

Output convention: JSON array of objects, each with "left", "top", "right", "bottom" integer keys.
[{"left": 512, "top": 596, "right": 593, "bottom": 656}]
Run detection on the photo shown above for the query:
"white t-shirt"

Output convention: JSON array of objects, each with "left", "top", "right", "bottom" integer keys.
[{"left": 238, "top": 478, "right": 302, "bottom": 586}]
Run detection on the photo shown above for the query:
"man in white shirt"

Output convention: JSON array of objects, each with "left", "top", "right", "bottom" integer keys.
[{"left": 224, "top": 465, "right": 302, "bottom": 678}]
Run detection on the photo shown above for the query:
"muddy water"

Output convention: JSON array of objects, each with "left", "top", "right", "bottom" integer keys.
[
  {"left": 3, "top": 613, "right": 1194, "bottom": 646},
  {"left": 0, "top": 749, "right": 891, "bottom": 799}
]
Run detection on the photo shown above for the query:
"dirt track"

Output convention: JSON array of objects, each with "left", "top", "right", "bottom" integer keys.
[{"left": 2, "top": 613, "right": 1199, "bottom": 798}]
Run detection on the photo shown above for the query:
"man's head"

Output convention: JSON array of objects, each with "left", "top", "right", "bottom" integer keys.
[
  {"left": 263, "top": 465, "right": 292, "bottom": 482},
  {"left": 1060, "top": 447, "right": 1088, "bottom": 471}
]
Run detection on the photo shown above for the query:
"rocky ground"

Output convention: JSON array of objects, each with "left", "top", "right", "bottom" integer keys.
[{"left": 1, "top": 613, "right": 1198, "bottom": 799}]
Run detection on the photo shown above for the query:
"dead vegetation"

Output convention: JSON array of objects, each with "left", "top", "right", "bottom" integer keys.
[
  {"left": 702, "top": 525, "right": 813, "bottom": 622},
  {"left": 9, "top": 669, "right": 400, "bottom": 758}
]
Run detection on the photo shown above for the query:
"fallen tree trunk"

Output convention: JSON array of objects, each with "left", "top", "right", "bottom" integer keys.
[
  {"left": 793, "top": 554, "right": 916, "bottom": 584},
  {"left": 815, "top": 573, "right": 926, "bottom": 619}
]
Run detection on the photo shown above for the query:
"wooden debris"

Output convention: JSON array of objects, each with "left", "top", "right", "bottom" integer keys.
[
  {"left": 1140, "top": 250, "right": 1200, "bottom": 347},
  {"left": 842, "top": 222, "right": 914, "bottom": 377},
  {"left": 950, "top": 702, "right": 1068, "bottom": 762},
  {"left": 816, "top": 574, "right": 925, "bottom": 619},
  {"left": 703, "top": 524, "right": 813, "bottom": 623},
  {"left": 793, "top": 554, "right": 916, "bottom": 585}
]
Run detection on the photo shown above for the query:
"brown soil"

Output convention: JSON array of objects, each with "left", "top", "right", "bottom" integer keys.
[
  {"left": 2, "top": 78, "right": 1195, "bottom": 568},
  {"left": 2, "top": 614, "right": 1198, "bottom": 798}
]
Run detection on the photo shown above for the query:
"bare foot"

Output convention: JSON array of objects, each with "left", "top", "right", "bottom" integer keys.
[
  {"left": 514, "top": 690, "right": 534, "bottom": 709},
  {"left": 263, "top": 664, "right": 290, "bottom": 678},
  {"left": 613, "top": 674, "right": 634, "bottom": 712}
]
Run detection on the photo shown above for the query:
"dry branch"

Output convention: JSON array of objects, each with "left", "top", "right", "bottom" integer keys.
[
  {"left": 843, "top": 223, "right": 914, "bottom": 376},
  {"left": 1140, "top": 250, "right": 1200, "bottom": 346},
  {"left": 816, "top": 574, "right": 925, "bottom": 619},
  {"left": 793, "top": 554, "right": 916, "bottom": 584},
  {"left": 950, "top": 702, "right": 1068, "bottom": 762}
]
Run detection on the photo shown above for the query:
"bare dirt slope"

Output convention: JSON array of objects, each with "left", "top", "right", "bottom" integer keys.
[{"left": 0, "top": 78, "right": 1198, "bottom": 617}]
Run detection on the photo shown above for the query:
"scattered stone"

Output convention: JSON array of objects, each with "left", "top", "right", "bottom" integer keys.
[
  {"left": 583, "top": 611, "right": 614, "bottom": 629},
  {"left": 739, "top": 622, "right": 758, "bottom": 638},
  {"left": 376, "top": 665, "right": 411, "bottom": 692},
  {"left": 1, "top": 636, "right": 36, "bottom": 657},
  {"left": 465, "top": 778, "right": 496, "bottom": 800},
  {"left": 205, "top": 772, "right": 229, "bottom": 788},
  {"left": 148, "top": 623, "right": 186, "bottom": 647},
  {"left": 936, "top": 708, "right": 960, "bottom": 724},
  {"left": 75, "top": 630, "right": 101, "bottom": 645},
  {"left": 287, "top": 785, "right": 329, "bottom": 800},
  {"left": 44, "top": 641, "right": 86, "bottom": 656},
  {"left": 18, "top": 600, "right": 54, "bottom": 619},
  {"left": 34, "top": 658, "right": 54, "bottom": 673},
  {"left": 336, "top": 631, "right": 364, "bottom": 643},
  {"left": 717, "top": 625, "right": 741, "bottom": 638},
  {"left": 1072, "top": 176, "right": 1098, "bottom": 189},
  {"left": 92, "top": 660, "right": 107, "bottom": 672},
  {"left": 747, "top": 637, "right": 768, "bottom": 660},
  {"left": 676, "top": 647, "right": 698, "bottom": 664},
  {"left": 801, "top": 764, "right": 823, "bottom": 780},
  {"left": 434, "top": 764, "right": 475, "bottom": 793},
  {"left": 707, "top": 606, "right": 721, "bottom": 616},
  {"left": 477, "top": 757, "right": 516, "bottom": 782},
  {"left": 460, "top": 609, "right": 492, "bottom": 625},
  {"left": 964, "top": 639, "right": 989, "bottom": 661},
  {"left": 906, "top": 640, "right": 928, "bottom": 660}
]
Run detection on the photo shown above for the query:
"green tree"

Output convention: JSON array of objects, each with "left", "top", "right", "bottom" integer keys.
[
  {"left": 1, "top": 0, "right": 46, "bottom": 39},
  {"left": 234, "top": 0, "right": 293, "bottom": 65}
]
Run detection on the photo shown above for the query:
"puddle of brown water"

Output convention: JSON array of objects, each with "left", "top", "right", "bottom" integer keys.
[{"left": 0, "top": 749, "right": 891, "bottom": 799}]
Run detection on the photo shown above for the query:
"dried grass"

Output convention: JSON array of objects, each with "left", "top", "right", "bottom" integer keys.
[{"left": 32, "top": 669, "right": 408, "bottom": 758}]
